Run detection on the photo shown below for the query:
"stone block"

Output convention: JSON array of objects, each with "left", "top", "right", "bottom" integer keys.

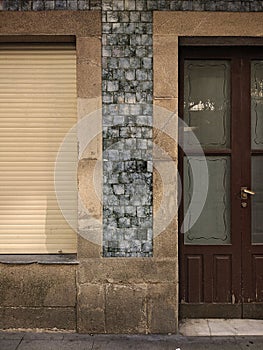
[
  {"left": 0, "top": 11, "right": 101, "bottom": 37},
  {"left": 77, "top": 284, "right": 105, "bottom": 333},
  {"left": 130, "top": 11, "right": 140, "bottom": 22},
  {"left": 153, "top": 35, "right": 178, "bottom": 98},
  {"left": 136, "top": 0, "right": 147, "bottom": 11},
  {"left": 153, "top": 11, "right": 263, "bottom": 37},
  {"left": 0, "top": 264, "right": 76, "bottom": 307},
  {"left": 77, "top": 0, "right": 90, "bottom": 10},
  {"left": 153, "top": 218, "right": 178, "bottom": 259},
  {"left": 0, "top": 307, "right": 76, "bottom": 330},
  {"left": 105, "top": 284, "right": 147, "bottom": 333},
  {"left": 124, "top": 0, "right": 135, "bottom": 11},
  {"left": 146, "top": 0, "right": 158, "bottom": 10},
  {"left": 153, "top": 99, "right": 178, "bottom": 160},
  {"left": 5, "top": 0, "right": 19, "bottom": 10},
  {"left": 45, "top": 0, "right": 55, "bottom": 10},
  {"left": 77, "top": 97, "right": 102, "bottom": 161},
  {"left": 107, "top": 11, "right": 119, "bottom": 23},
  {"left": 20, "top": 0, "right": 32, "bottom": 10},
  {"left": 78, "top": 258, "right": 177, "bottom": 284},
  {"left": 77, "top": 38, "right": 101, "bottom": 99},
  {"left": 147, "top": 283, "right": 178, "bottom": 334},
  {"left": 112, "top": 0, "right": 124, "bottom": 11},
  {"left": 54, "top": 0, "right": 67, "bottom": 9},
  {"left": 141, "top": 11, "right": 152, "bottom": 22}
]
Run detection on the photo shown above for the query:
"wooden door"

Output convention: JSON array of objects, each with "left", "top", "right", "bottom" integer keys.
[{"left": 179, "top": 47, "right": 263, "bottom": 318}]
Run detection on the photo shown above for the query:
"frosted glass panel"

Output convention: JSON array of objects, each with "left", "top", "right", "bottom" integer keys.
[
  {"left": 184, "top": 60, "right": 230, "bottom": 149},
  {"left": 184, "top": 156, "right": 231, "bottom": 245},
  {"left": 252, "top": 156, "right": 263, "bottom": 243},
  {"left": 251, "top": 61, "right": 263, "bottom": 149}
]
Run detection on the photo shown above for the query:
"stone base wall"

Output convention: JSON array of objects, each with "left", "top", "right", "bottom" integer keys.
[
  {"left": 1, "top": 0, "right": 263, "bottom": 335},
  {"left": 0, "top": 264, "right": 77, "bottom": 330},
  {"left": 77, "top": 258, "right": 178, "bottom": 333}
]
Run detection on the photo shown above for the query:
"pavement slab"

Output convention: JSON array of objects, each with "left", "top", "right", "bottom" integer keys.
[
  {"left": 179, "top": 319, "right": 263, "bottom": 336},
  {"left": 0, "top": 332, "right": 263, "bottom": 350}
]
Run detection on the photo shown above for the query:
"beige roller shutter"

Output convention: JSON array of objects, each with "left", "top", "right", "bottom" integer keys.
[{"left": 0, "top": 44, "right": 77, "bottom": 254}]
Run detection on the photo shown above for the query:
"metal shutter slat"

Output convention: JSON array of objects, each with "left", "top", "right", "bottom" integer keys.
[{"left": 0, "top": 45, "right": 77, "bottom": 254}]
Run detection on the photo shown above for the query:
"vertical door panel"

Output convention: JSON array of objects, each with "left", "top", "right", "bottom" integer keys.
[
  {"left": 180, "top": 48, "right": 242, "bottom": 318},
  {"left": 186, "top": 255, "right": 204, "bottom": 303}
]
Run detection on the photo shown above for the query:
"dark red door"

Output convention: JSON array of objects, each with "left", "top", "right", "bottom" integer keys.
[{"left": 179, "top": 47, "right": 263, "bottom": 318}]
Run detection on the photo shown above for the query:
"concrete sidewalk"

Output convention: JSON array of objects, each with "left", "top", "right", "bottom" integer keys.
[{"left": 1, "top": 332, "right": 263, "bottom": 350}]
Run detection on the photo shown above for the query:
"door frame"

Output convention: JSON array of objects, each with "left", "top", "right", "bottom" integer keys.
[
  {"left": 178, "top": 46, "right": 263, "bottom": 318},
  {"left": 153, "top": 11, "right": 263, "bottom": 324}
]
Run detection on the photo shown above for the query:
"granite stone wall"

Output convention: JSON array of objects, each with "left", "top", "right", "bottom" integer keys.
[
  {"left": 1, "top": 0, "right": 263, "bottom": 335},
  {"left": 1, "top": 0, "right": 263, "bottom": 258}
]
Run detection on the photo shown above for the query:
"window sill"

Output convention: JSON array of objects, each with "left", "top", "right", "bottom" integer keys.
[{"left": 0, "top": 254, "right": 79, "bottom": 265}]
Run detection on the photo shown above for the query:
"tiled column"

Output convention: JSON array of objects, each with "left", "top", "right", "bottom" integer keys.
[{"left": 102, "top": 0, "right": 153, "bottom": 257}]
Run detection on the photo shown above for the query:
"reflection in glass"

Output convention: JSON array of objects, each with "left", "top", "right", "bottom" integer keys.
[
  {"left": 251, "top": 61, "right": 263, "bottom": 149},
  {"left": 184, "top": 60, "right": 230, "bottom": 149},
  {"left": 252, "top": 156, "right": 263, "bottom": 243},
  {"left": 184, "top": 156, "right": 231, "bottom": 245}
]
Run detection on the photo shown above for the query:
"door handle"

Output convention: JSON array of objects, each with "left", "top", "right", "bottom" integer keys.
[
  {"left": 243, "top": 189, "right": 255, "bottom": 195},
  {"left": 241, "top": 187, "right": 256, "bottom": 199}
]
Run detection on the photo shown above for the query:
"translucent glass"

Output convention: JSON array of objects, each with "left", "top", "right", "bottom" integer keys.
[
  {"left": 184, "top": 156, "right": 231, "bottom": 245},
  {"left": 251, "top": 61, "right": 263, "bottom": 149},
  {"left": 184, "top": 60, "right": 230, "bottom": 149},
  {"left": 252, "top": 156, "right": 263, "bottom": 243}
]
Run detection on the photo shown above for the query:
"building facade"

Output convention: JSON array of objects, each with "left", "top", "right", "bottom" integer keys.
[{"left": 0, "top": 0, "right": 263, "bottom": 333}]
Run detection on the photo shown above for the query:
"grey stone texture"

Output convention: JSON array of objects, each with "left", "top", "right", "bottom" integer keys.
[
  {"left": 102, "top": 0, "right": 154, "bottom": 256},
  {"left": 1, "top": 0, "right": 263, "bottom": 11}
]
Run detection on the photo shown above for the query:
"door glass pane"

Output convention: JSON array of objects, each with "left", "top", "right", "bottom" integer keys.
[
  {"left": 184, "top": 156, "right": 231, "bottom": 245},
  {"left": 184, "top": 60, "right": 230, "bottom": 149},
  {"left": 252, "top": 156, "right": 263, "bottom": 243},
  {"left": 251, "top": 61, "right": 263, "bottom": 149}
]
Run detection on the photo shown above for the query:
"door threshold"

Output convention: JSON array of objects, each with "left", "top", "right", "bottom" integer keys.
[{"left": 179, "top": 318, "right": 263, "bottom": 336}]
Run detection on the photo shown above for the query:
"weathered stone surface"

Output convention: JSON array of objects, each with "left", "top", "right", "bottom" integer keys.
[
  {"left": 153, "top": 219, "right": 178, "bottom": 259},
  {"left": 153, "top": 128, "right": 177, "bottom": 161},
  {"left": 77, "top": 97, "right": 102, "bottom": 120},
  {"left": 77, "top": 36, "right": 101, "bottom": 99},
  {"left": 0, "top": 339, "right": 21, "bottom": 349},
  {"left": 154, "top": 11, "right": 263, "bottom": 36},
  {"left": 154, "top": 97, "right": 178, "bottom": 113},
  {"left": 105, "top": 284, "right": 147, "bottom": 333},
  {"left": 78, "top": 258, "right": 177, "bottom": 284},
  {"left": 78, "top": 235, "right": 101, "bottom": 259},
  {"left": 152, "top": 159, "right": 177, "bottom": 256},
  {"left": 77, "top": 59, "right": 101, "bottom": 99},
  {"left": 0, "top": 264, "right": 77, "bottom": 307},
  {"left": 78, "top": 160, "right": 102, "bottom": 221},
  {"left": 77, "top": 98, "right": 102, "bottom": 161},
  {"left": 147, "top": 283, "right": 178, "bottom": 333},
  {"left": 0, "top": 11, "right": 101, "bottom": 36},
  {"left": 153, "top": 35, "right": 178, "bottom": 98},
  {"left": 0, "top": 307, "right": 76, "bottom": 330},
  {"left": 77, "top": 284, "right": 106, "bottom": 333}
]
